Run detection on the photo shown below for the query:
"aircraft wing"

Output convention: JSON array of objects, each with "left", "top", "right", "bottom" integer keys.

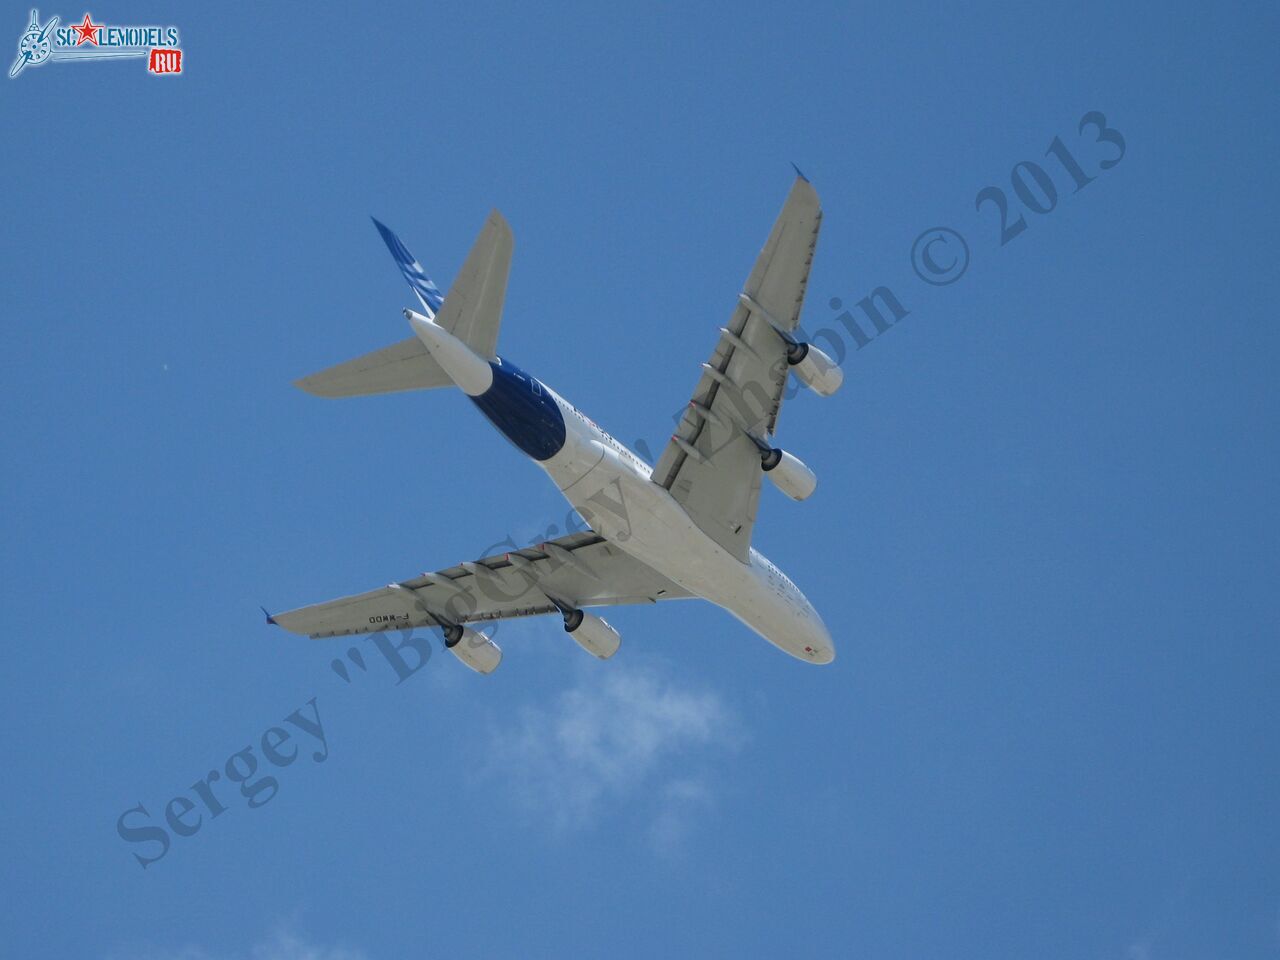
[
  {"left": 271, "top": 531, "right": 692, "bottom": 639},
  {"left": 649, "top": 175, "right": 822, "bottom": 562}
]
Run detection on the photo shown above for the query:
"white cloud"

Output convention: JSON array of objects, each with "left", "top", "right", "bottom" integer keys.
[
  {"left": 111, "top": 926, "right": 366, "bottom": 960},
  {"left": 488, "top": 664, "right": 739, "bottom": 838},
  {"left": 649, "top": 777, "right": 714, "bottom": 857},
  {"left": 248, "top": 930, "right": 366, "bottom": 960}
]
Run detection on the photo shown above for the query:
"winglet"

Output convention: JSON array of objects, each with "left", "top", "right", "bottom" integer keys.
[
  {"left": 260, "top": 605, "right": 277, "bottom": 626},
  {"left": 790, "top": 162, "right": 809, "bottom": 183},
  {"left": 370, "top": 217, "right": 446, "bottom": 317}
]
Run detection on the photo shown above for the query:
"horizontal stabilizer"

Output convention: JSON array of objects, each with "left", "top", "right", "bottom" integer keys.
[
  {"left": 294, "top": 210, "right": 513, "bottom": 398},
  {"left": 433, "top": 209, "right": 513, "bottom": 360},
  {"left": 294, "top": 336, "right": 452, "bottom": 398}
]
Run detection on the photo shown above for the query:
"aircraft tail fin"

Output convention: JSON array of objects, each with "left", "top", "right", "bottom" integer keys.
[
  {"left": 371, "top": 217, "right": 445, "bottom": 318},
  {"left": 294, "top": 211, "right": 513, "bottom": 397},
  {"left": 373, "top": 211, "right": 511, "bottom": 359}
]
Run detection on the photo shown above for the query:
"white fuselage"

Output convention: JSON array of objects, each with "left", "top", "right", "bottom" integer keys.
[
  {"left": 407, "top": 312, "right": 834, "bottom": 664},
  {"left": 542, "top": 386, "right": 834, "bottom": 664}
]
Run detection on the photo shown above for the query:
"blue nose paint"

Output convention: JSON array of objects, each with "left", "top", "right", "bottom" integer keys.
[{"left": 469, "top": 358, "right": 566, "bottom": 461}]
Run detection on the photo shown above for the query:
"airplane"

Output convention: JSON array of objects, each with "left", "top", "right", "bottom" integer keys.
[{"left": 270, "top": 174, "right": 843, "bottom": 672}]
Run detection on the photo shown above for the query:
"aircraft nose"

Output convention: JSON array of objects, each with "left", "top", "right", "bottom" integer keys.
[
  {"left": 804, "top": 642, "right": 835, "bottom": 664},
  {"left": 800, "top": 614, "right": 836, "bottom": 664}
]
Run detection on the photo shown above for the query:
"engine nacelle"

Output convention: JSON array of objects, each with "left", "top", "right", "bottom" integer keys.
[
  {"left": 564, "top": 609, "right": 621, "bottom": 659},
  {"left": 787, "top": 342, "right": 844, "bottom": 397},
  {"left": 444, "top": 624, "right": 502, "bottom": 674},
  {"left": 762, "top": 448, "right": 817, "bottom": 501}
]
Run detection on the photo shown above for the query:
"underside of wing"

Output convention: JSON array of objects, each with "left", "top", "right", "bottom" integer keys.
[
  {"left": 650, "top": 176, "right": 822, "bottom": 561},
  {"left": 271, "top": 531, "right": 691, "bottom": 639}
]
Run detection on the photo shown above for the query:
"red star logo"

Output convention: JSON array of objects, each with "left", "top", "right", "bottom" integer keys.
[{"left": 72, "top": 13, "right": 103, "bottom": 46}]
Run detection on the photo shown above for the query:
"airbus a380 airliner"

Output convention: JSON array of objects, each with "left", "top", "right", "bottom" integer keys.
[{"left": 271, "top": 175, "right": 844, "bottom": 671}]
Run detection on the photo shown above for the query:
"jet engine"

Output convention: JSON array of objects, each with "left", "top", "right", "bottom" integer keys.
[
  {"left": 762, "top": 448, "right": 817, "bottom": 501},
  {"left": 563, "top": 608, "right": 621, "bottom": 659},
  {"left": 444, "top": 623, "right": 502, "bottom": 674},
  {"left": 786, "top": 341, "right": 844, "bottom": 397}
]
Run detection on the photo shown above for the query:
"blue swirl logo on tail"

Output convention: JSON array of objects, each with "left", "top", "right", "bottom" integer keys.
[{"left": 371, "top": 217, "right": 445, "bottom": 316}]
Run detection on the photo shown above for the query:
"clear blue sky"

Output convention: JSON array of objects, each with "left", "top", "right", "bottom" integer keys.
[{"left": 3, "top": 1, "right": 1278, "bottom": 957}]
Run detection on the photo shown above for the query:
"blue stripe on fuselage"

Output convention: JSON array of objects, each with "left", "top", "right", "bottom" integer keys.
[{"left": 469, "top": 358, "right": 566, "bottom": 461}]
